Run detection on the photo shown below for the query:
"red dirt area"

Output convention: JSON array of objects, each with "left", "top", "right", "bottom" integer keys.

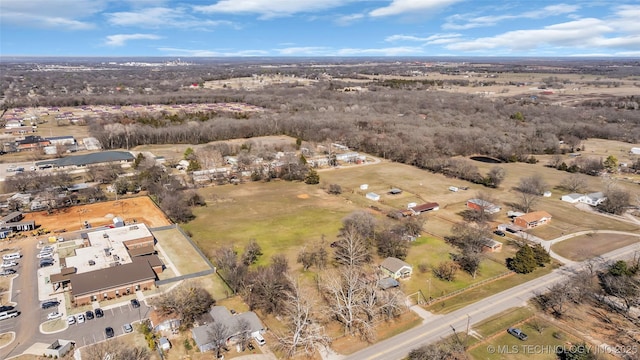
[{"left": 23, "top": 196, "right": 171, "bottom": 233}]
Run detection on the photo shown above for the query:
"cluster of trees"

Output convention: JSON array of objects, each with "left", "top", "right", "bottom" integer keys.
[
  {"left": 444, "top": 223, "right": 493, "bottom": 279},
  {"left": 507, "top": 244, "right": 551, "bottom": 274},
  {"left": 151, "top": 281, "right": 214, "bottom": 327}
]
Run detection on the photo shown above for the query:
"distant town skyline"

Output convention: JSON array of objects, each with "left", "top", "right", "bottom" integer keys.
[{"left": 1, "top": 0, "right": 639, "bottom": 57}]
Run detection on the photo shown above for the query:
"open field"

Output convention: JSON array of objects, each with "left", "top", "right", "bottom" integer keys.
[
  {"left": 183, "top": 180, "right": 356, "bottom": 267},
  {"left": 23, "top": 197, "right": 171, "bottom": 233},
  {"left": 552, "top": 233, "right": 640, "bottom": 261},
  {"left": 152, "top": 227, "right": 212, "bottom": 275}
]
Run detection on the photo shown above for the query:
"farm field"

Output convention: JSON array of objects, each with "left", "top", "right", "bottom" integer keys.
[{"left": 551, "top": 233, "right": 640, "bottom": 261}]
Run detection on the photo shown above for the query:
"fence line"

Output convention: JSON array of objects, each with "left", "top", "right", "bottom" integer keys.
[{"left": 425, "top": 271, "right": 515, "bottom": 306}]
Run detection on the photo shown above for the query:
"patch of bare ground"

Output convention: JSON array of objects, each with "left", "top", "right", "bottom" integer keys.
[{"left": 552, "top": 233, "right": 640, "bottom": 261}]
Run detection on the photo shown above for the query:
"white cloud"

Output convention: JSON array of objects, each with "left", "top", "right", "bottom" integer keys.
[
  {"left": 444, "top": 3, "right": 580, "bottom": 30},
  {"left": 610, "top": 5, "right": 640, "bottom": 33},
  {"left": 194, "top": 0, "right": 352, "bottom": 18},
  {"left": 369, "top": 0, "right": 462, "bottom": 18},
  {"left": 0, "top": 0, "right": 104, "bottom": 29},
  {"left": 385, "top": 33, "right": 461, "bottom": 44},
  {"left": 335, "top": 13, "right": 365, "bottom": 25},
  {"left": 335, "top": 46, "right": 425, "bottom": 56},
  {"left": 446, "top": 18, "right": 615, "bottom": 52},
  {"left": 105, "top": 34, "right": 162, "bottom": 47},
  {"left": 106, "top": 7, "right": 233, "bottom": 29},
  {"left": 158, "top": 47, "right": 269, "bottom": 57}
]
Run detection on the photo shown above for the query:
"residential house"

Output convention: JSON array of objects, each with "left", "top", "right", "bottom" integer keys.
[
  {"left": 8, "top": 193, "right": 31, "bottom": 207},
  {"left": 561, "top": 193, "right": 584, "bottom": 203},
  {"left": 482, "top": 238, "right": 503, "bottom": 253},
  {"left": 581, "top": 192, "right": 606, "bottom": 206},
  {"left": 46, "top": 135, "right": 76, "bottom": 146},
  {"left": 466, "top": 198, "right": 501, "bottom": 214},
  {"left": 16, "top": 135, "right": 50, "bottom": 152},
  {"left": 191, "top": 306, "right": 265, "bottom": 352},
  {"left": 513, "top": 211, "right": 552, "bottom": 229},
  {"left": 379, "top": 257, "right": 413, "bottom": 279},
  {"left": 149, "top": 310, "right": 181, "bottom": 332}
]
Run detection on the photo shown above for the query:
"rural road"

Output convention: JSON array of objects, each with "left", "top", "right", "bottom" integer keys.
[{"left": 335, "top": 240, "right": 640, "bottom": 360}]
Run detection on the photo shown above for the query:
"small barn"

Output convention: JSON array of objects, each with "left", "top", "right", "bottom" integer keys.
[
  {"left": 380, "top": 257, "right": 412, "bottom": 279},
  {"left": 366, "top": 192, "right": 380, "bottom": 201},
  {"left": 561, "top": 193, "right": 584, "bottom": 203}
]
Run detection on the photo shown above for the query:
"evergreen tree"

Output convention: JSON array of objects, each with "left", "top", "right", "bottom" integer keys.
[
  {"left": 510, "top": 245, "right": 537, "bottom": 274},
  {"left": 532, "top": 244, "right": 551, "bottom": 267},
  {"left": 304, "top": 169, "right": 320, "bottom": 184}
]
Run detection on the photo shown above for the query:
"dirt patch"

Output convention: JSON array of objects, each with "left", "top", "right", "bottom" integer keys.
[
  {"left": 552, "top": 233, "right": 640, "bottom": 261},
  {"left": 297, "top": 194, "right": 310, "bottom": 199},
  {"left": 23, "top": 197, "right": 171, "bottom": 233}
]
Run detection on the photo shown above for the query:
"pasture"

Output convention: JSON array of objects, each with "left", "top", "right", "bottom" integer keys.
[{"left": 551, "top": 233, "right": 640, "bottom": 261}]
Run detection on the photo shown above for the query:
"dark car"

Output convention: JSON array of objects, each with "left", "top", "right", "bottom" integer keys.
[
  {"left": 85, "top": 310, "right": 94, "bottom": 320},
  {"left": 105, "top": 326, "right": 114, "bottom": 338},
  {"left": 0, "top": 305, "right": 14, "bottom": 312},
  {"left": 508, "top": 327, "right": 528, "bottom": 341},
  {"left": 0, "top": 269, "right": 17, "bottom": 276},
  {"left": 494, "top": 230, "right": 506, "bottom": 237},
  {"left": 95, "top": 308, "right": 104, "bottom": 318},
  {"left": 130, "top": 299, "right": 140, "bottom": 308},
  {"left": 40, "top": 259, "right": 55, "bottom": 267},
  {"left": 41, "top": 301, "right": 59, "bottom": 309}
]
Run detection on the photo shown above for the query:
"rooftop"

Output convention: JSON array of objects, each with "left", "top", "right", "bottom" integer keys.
[
  {"left": 35, "top": 151, "right": 134, "bottom": 168},
  {"left": 380, "top": 257, "right": 411, "bottom": 273},
  {"left": 85, "top": 223, "right": 153, "bottom": 246},
  {"left": 69, "top": 257, "right": 158, "bottom": 297},
  {"left": 515, "top": 211, "right": 552, "bottom": 223}
]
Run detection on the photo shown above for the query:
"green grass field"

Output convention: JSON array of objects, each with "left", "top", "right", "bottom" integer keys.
[{"left": 152, "top": 227, "right": 213, "bottom": 274}]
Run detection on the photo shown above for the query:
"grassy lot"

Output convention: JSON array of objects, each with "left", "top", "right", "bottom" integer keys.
[
  {"left": 152, "top": 227, "right": 212, "bottom": 275},
  {"left": 0, "top": 332, "right": 13, "bottom": 347},
  {"left": 41, "top": 318, "right": 66, "bottom": 332},
  {"left": 425, "top": 261, "right": 559, "bottom": 314},
  {"left": 183, "top": 181, "right": 356, "bottom": 268},
  {"left": 551, "top": 233, "right": 640, "bottom": 261}
]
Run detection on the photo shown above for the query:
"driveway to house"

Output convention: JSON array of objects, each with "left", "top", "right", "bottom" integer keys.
[{"left": 336, "top": 241, "right": 640, "bottom": 360}]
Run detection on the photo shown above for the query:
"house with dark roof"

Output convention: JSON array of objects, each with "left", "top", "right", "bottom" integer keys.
[
  {"left": 380, "top": 257, "right": 412, "bottom": 279},
  {"left": 16, "top": 135, "right": 50, "bottom": 151},
  {"left": 0, "top": 211, "right": 36, "bottom": 238},
  {"left": 191, "top": 306, "right": 265, "bottom": 352},
  {"left": 35, "top": 150, "right": 134, "bottom": 169}
]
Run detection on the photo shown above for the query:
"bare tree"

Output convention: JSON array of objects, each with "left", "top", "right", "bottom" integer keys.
[
  {"left": 433, "top": 261, "right": 459, "bottom": 282},
  {"left": 247, "top": 260, "right": 293, "bottom": 314},
  {"left": 334, "top": 223, "right": 373, "bottom": 267},
  {"left": 151, "top": 281, "right": 214, "bottom": 327},
  {"left": 82, "top": 339, "right": 150, "bottom": 360},
  {"left": 485, "top": 166, "right": 506, "bottom": 188},
  {"left": 242, "top": 239, "right": 263, "bottom": 266},
  {"left": 275, "top": 276, "right": 331, "bottom": 358},
  {"left": 514, "top": 175, "right": 547, "bottom": 212},
  {"left": 598, "top": 186, "right": 631, "bottom": 215},
  {"left": 207, "top": 321, "right": 230, "bottom": 359},
  {"left": 560, "top": 174, "right": 588, "bottom": 193}
]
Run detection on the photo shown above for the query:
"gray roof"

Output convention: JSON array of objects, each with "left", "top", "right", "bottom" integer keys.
[
  {"left": 191, "top": 306, "right": 264, "bottom": 350},
  {"left": 378, "top": 277, "right": 400, "bottom": 290},
  {"left": 69, "top": 257, "right": 157, "bottom": 297},
  {"left": 380, "top": 257, "right": 412, "bottom": 273},
  {"left": 36, "top": 151, "right": 134, "bottom": 168}
]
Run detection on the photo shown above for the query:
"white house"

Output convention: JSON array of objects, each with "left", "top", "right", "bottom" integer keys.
[
  {"left": 366, "top": 192, "right": 380, "bottom": 201},
  {"left": 380, "top": 257, "right": 412, "bottom": 279},
  {"left": 631, "top": 147, "right": 640, "bottom": 155},
  {"left": 581, "top": 192, "right": 606, "bottom": 206},
  {"left": 561, "top": 193, "right": 585, "bottom": 203}
]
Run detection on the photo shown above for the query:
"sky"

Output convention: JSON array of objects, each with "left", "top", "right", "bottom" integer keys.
[{"left": 1, "top": 0, "right": 640, "bottom": 57}]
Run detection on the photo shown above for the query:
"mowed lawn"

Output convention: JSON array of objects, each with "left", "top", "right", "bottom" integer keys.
[
  {"left": 183, "top": 181, "right": 357, "bottom": 266},
  {"left": 552, "top": 233, "right": 640, "bottom": 261},
  {"left": 152, "top": 227, "right": 213, "bottom": 274}
]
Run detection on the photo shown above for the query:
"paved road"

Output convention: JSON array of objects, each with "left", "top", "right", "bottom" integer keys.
[{"left": 342, "top": 241, "right": 640, "bottom": 360}]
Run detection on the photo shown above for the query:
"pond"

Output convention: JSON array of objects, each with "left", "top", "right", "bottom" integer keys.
[{"left": 470, "top": 156, "right": 502, "bottom": 164}]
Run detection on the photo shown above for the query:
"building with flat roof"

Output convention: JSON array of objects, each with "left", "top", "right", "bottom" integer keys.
[
  {"left": 86, "top": 223, "right": 154, "bottom": 250},
  {"left": 35, "top": 150, "right": 134, "bottom": 169}
]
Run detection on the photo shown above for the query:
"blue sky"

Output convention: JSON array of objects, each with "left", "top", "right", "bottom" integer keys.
[{"left": 1, "top": 0, "right": 639, "bottom": 57}]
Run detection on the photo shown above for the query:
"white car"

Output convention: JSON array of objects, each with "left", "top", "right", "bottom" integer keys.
[
  {"left": 42, "top": 246, "right": 54, "bottom": 252},
  {"left": 123, "top": 323, "right": 133, "bottom": 333},
  {"left": 37, "top": 252, "right": 53, "bottom": 259},
  {"left": 67, "top": 315, "right": 76, "bottom": 325},
  {"left": 47, "top": 312, "right": 63, "bottom": 320},
  {"left": 1, "top": 262, "right": 17, "bottom": 268},
  {"left": 77, "top": 313, "right": 85, "bottom": 323}
]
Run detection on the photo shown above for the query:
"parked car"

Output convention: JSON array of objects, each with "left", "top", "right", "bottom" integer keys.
[
  {"left": 37, "top": 252, "right": 53, "bottom": 259},
  {"left": 0, "top": 269, "right": 16, "bottom": 276},
  {"left": 0, "top": 306, "right": 15, "bottom": 312},
  {"left": 508, "top": 327, "right": 528, "bottom": 341},
  {"left": 123, "top": 323, "right": 133, "bottom": 333},
  {"left": 253, "top": 333, "right": 266, "bottom": 346},
  {"left": 41, "top": 301, "right": 59, "bottom": 309},
  {"left": 130, "top": 299, "right": 140, "bottom": 308},
  {"left": 105, "top": 327, "right": 114, "bottom": 338},
  {"left": 40, "top": 259, "right": 54, "bottom": 267},
  {"left": 1, "top": 261, "right": 17, "bottom": 268},
  {"left": 85, "top": 310, "right": 94, "bottom": 320},
  {"left": 47, "top": 312, "right": 63, "bottom": 320},
  {"left": 95, "top": 308, "right": 104, "bottom": 318},
  {"left": 77, "top": 313, "right": 85, "bottom": 323},
  {"left": 67, "top": 315, "right": 76, "bottom": 325},
  {"left": 494, "top": 230, "right": 506, "bottom": 237}
]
